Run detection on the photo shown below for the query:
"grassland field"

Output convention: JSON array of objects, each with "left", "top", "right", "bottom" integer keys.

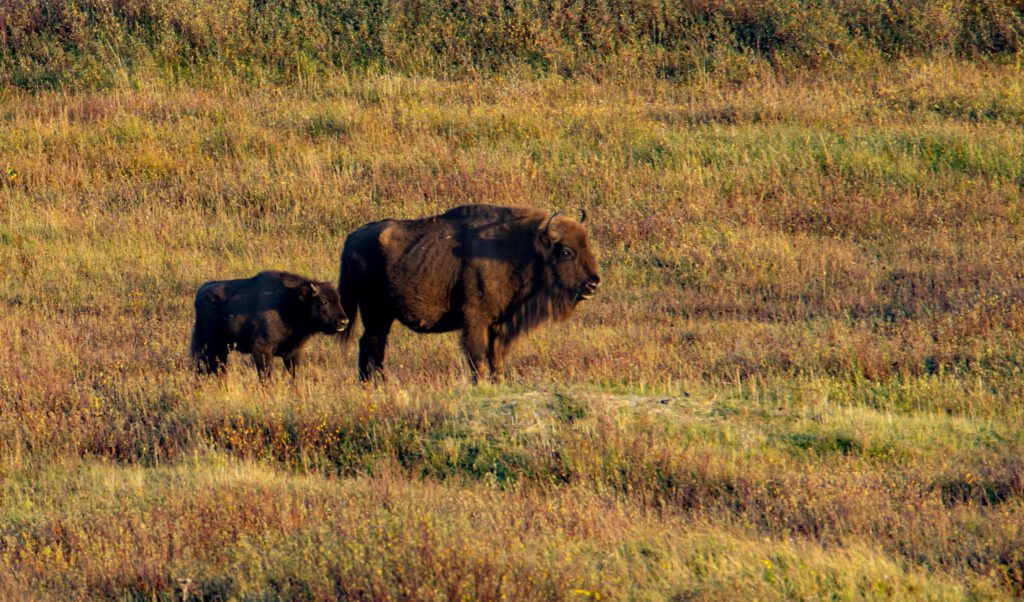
[{"left": 2, "top": 3, "right": 1024, "bottom": 598}]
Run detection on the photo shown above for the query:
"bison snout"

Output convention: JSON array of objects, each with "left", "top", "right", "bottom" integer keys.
[
  {"left": 335, "top": 317, "right": 350, "bottom": 332},
  {"left": 579, "top": 276, "right": 601, "bottom": 300}
]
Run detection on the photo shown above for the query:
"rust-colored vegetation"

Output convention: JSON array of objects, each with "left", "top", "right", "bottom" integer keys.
[{"left": 2, "top": 1, "right": 1024, "bottom": 599}]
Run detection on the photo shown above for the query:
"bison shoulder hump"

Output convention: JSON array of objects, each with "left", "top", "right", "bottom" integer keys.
[{"left": 441, "top": 204, "right": 523, "bottom": 221}]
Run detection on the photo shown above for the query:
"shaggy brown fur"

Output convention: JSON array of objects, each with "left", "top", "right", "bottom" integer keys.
[
  {"left": 337, "top": 204, "right": 601, "bottom": 382},
  {"left": 190, "top": 271, "right": 349, "bottom": 380}
]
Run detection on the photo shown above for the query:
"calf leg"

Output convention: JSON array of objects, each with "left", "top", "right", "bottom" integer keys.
[
  {"left": 194, "top": 322, "right": 228, "bottom": 376},
  {"left": 358, "top": 314, "right": 393, "bottom": 383},
  {"left": 202, "top": 345, "right": 228, "bottom": 375},
  {"left": 252, "top": 343, "right": 274, "bottom": 382},
  {"left": 282, "top": 349, "right": 303, "bottom": 378},
  {"left": 194, "top": 334, "right": 228, "bottom": 375}
]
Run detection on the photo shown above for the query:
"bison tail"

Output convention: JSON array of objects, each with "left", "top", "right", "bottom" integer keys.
[
  {"left": 188, "top": 314, "right": 204, "bottom": 366},
  {"left": 336, "top": 252, "right": 359, "bottom": 345}
]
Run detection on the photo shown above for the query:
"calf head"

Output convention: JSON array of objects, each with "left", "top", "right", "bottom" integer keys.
[
  {"left": 300, "top": 282, "right": 349, "bottom": 334},
  {"left": 537, "top": 211, "right": 601, "bottom": 304}
]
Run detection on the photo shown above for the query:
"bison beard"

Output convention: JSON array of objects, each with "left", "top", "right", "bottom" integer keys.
[
  {"left": 337, "top": 204, "right": 601, "bottom": 383},
  {"left": 502, "top": 282, "right": 578, "bottom": 341}
]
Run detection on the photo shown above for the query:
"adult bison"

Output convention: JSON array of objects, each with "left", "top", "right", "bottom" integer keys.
[
  {"left": 337, "top": 204, "right": 601, "bottom": 382},
  {"left": 190, "top": 270, "right": 349, "bottom": 380}
]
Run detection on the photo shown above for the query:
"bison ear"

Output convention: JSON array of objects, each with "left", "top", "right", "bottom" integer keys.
[
  {"left": 299, "top": 283, "right": 317, "bottom": 300},
  {"left": 539, "top": 212, "right": 561, "bottom": 247}
]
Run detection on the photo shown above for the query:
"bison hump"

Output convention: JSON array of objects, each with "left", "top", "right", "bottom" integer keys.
[{"left": 440, "top": 204, "right": 539, "bottom": 224}]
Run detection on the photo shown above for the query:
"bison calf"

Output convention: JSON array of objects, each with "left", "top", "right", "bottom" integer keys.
[{"left": 190, "top": 270, "right": 349, "bottom": 379}]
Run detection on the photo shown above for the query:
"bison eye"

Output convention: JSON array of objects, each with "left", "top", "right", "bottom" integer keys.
[
  {"left": 555, "top": 244, "right": 576, "bottom": 261},
  {"left": 319, "top": 298, "right": 328, "bottom": 306}
]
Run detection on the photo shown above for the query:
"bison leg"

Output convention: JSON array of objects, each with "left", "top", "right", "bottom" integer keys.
[
  {"left": 252, "top": 344, "right": 274, "bottom": 381},
  {"left": 202, "top": 346, "right": 228, "bottom": 375},
  {"left": 194, "top": 338, "right": 228, "bottom": 375},
  {"left": 461, "top": 322, "right": 490, "bottom": 384},
  {"left": 192, "top": 317, "right": 228, "bottom": 376},
  {"left": 282, "top": 349, "right": 303, "bottom": 378},
  {"left": 487, "top": 329, "right": 507, "bottom": 383},
  {"left": 358, "top": 316, "right": 393, "bottom": 382}
]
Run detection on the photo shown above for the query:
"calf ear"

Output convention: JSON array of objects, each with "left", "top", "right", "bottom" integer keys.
[
  {"left": 538, "top": 212, "right": 561, "bottom": 247},
  {"left": 298, "top": 283, "right": 316, "bottom": 300}
]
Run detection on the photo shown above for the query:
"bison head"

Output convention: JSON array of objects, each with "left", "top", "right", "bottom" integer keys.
[
  {"left": 300, "top": 282, "right": 350, "bottom": 334},
  {"left": 538, "top": 211, "right": 601, "bottom": 304}
]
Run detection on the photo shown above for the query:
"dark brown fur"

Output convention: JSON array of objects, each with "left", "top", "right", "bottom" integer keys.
[
  {"left": 190, "top": 270, "right": 349, "bottom": 380},
  {"left": 337, "top": 204, "right": 600, "bottom": 382}
]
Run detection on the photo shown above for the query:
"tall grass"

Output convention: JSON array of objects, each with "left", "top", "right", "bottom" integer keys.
[{"left": 2, "top": 0, "right": 1024, "bottom": 88}]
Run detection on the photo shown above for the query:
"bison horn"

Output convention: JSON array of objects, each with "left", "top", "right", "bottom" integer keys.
[
  {"left": 309, "top": 283, "right": 319, "bottom": 297},
  {"left": 578, "top": 208, "right": 587, "bottom": 224},
  {"left": 542, "top": 211, "right": 561, "bottom": 243}
]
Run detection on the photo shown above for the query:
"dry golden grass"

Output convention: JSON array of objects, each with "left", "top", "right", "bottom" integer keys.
[{"left": 1, "top": 58, "right": 1023, "bottom": 599}]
